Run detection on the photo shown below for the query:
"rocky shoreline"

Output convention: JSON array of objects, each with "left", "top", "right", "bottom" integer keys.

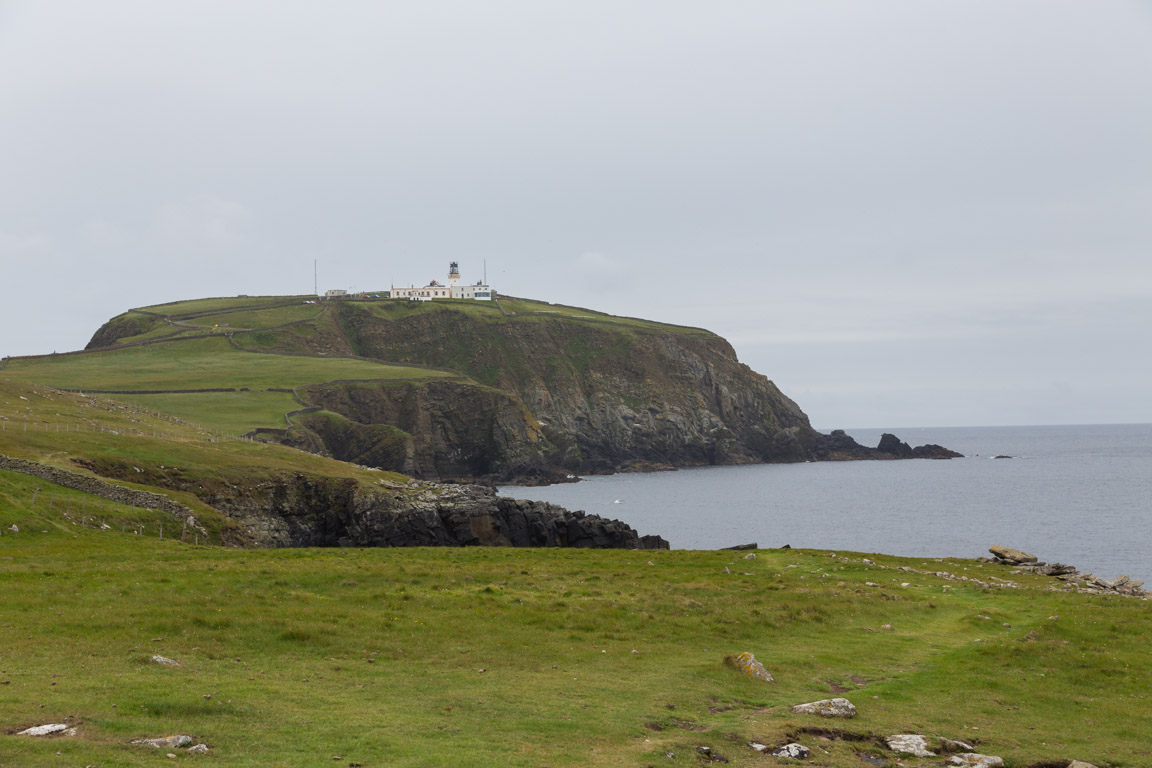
[{"left": 985, "top": 545, "right": 1146, "bottom": 598}]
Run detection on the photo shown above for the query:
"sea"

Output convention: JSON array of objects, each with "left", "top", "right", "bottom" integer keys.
[{"left": 498, "top": 424, "right": 1152, "bottom": 583}]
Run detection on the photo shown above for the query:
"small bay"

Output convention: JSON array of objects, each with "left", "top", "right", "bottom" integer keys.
[{"left": 500, "top": 424, "right": 1152, "bottom": 582}]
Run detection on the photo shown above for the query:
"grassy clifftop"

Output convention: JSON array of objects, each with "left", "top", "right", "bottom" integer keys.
[{"left": 2, "top": 506, "right": 1149, "bottom": 766}]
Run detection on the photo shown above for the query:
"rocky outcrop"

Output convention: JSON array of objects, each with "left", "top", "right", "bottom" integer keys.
[
  {"left": 988, "top": 545, "right": 1038, "bottom": 564},
  {"left": 83, "top": 296, "right": 961, "bottom": 484},
  {"left": 987, "top": 547, "right": 1147, "bottom": 598},
  {"left": 875, "top": 433, "right": 963, "bottom": 459},
  {"left": 206, "top": 473, "right": 667, "bottom": 550},
  {"left": 311, "top": 301, "right": 961, "bottom": 480}
]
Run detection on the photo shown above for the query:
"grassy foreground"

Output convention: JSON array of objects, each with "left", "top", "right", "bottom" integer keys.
[{"left": 2, "top": 515, "right": 1149, "bottom": 767}]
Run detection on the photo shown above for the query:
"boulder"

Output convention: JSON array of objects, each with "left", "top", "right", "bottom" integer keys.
[
  {"left": 150, "top": 655, "right": 181, "bottom": 667},
  {"left": 790, "top": 698, "right": 857, "bottom": 718},
  {"left": 733, "top": 652, "right": 774, "bottom": 682},
  {"left": 772, "top": 743, "right": 811, "bottom": 759},
  {"left": 188, "top": 744, "right": 210, "bottom": 753},
  {"left": 886, "top": 734, "right": 934, "bottom": 757},
  {"left": 1067, "top": 762, "right": 1099, "bottom": 768},
  {"left": 989, "top": 546, "right": 1037, "bottom": 564},
  {"left": 948, "top": 754, "right": 1004, "bottom": 767}
]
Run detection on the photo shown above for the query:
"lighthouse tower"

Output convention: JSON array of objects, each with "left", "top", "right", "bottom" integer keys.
[{"left": 448, "top": 261, "right": 461, "bottom": 289}]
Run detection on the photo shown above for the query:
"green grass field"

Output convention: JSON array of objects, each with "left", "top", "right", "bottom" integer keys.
[
  {"left": 1, "top": 312, "right": 1150, "bottom": 766},
  {"left": 0, "top": 378, "right": 406, "bottom": 544},
  {"left": 183, "top": 304, "right": 325, "bottom": 331},
  {"left": 107, "top": 391, "right": 304, "bottom": 433},
  {"left": 1, "top": 513, "right": 1148, "bottom": 767},
  {"left": 137, "top": 295, "right": 315, "bottom": 316},
  {"left": 3, "top": 337, "right": 456, "bottom": 392}
]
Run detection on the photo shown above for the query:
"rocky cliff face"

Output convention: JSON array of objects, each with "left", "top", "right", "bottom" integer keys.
[
  {"left": 319, "top": 301, "right": 956, "bottom": 477},
  {"left": 292, "top": 379, "right": 557, "bottom": 482},
  {"left": 330, "top": 303, "right": 829, "bottom": 475},
  {"left": 204, "top": 472, "right": 668, "bottom": 549}
]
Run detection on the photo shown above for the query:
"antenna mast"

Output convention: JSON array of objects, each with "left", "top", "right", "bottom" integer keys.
[{"left": 314, "top": 259, "right": 317, "bottom": 295}]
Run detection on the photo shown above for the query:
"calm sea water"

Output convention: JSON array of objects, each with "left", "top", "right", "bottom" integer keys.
[{"left": 499, "top": 424, "right": 1152, "bottom": 583}]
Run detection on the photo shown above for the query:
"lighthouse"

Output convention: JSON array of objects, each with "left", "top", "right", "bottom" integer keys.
[{"left": 390, "top": 262, "right": 493, "bottom": 301}]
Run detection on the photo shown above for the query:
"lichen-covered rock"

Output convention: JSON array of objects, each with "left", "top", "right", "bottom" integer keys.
[
  {"left": 948, "top": 753, "right": 1004, "bottom": 767},
  {"left": 886, "top": 735, "right": 935, "bottom": 757},
  {"left": 1067, "top": 761, "right": 1099, "bottom": 768},
  {"left": 734, "top": 652, "right": 774, "bottom": 682},
  {"left": 771, "top": 743, "right": 810, "bottom": 759},
  {"left": 790, "top": 698, "right": 857, "bottom": 718},
  {"left": 150, "top": 655, "right": 180, "bottom": 667}
]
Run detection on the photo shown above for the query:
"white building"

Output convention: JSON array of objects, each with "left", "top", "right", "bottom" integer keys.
[
  {"left": 324, "top": 289, "right": 347, "bottom": 298},
  {"left": 391, "top": 262, "right": 494, "bottom": 301}
]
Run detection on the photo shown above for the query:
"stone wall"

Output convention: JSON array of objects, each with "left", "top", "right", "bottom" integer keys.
[{"left": 0, "top": 452, "right": 207, "bottom": 535}]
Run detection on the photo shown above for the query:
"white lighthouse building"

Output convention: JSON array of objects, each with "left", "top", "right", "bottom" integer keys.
[{"left": 391, "top": 262, "right": 494, "bottom": 301}]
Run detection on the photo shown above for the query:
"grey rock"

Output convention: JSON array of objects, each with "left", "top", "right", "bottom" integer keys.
[
  {"left": 1036, "top": 563, "right": 1078, "bottom": 576},
  {"left": 989, "top": 546, "right": 1038, "bottom": 564},
  {"left": 1067, "top": 761, "right": 1099, "bottom": 768},
  {"left": 948, "top": 754, "right": 1004, "bottom": 767},
  {"left": 771, "top": 743, "right": 810, "bottom": 759},
  {"left": 790, "top": 697, "right": 857, "bottom": 718},
  {"left": 132, "top": 735, "right": 194, "bottom": 749},
  {"left": 18, "top": 723, "right": 74, "bottom": 737},
  {"left": 938, "top": 738, "right": 974, "bottom": 753},
  {"left": 188, "top": 744, "right": 210, "bottom": 753},
  {"left": 886, "top": 734, "right": 934, "bottom": 757},
  {"left": 150, "top": 655, "right": 181, "bottom": 667}
]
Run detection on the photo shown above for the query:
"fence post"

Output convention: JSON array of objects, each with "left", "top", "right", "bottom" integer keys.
[
  {"left": 48, "top": 492, "right": 55, "bottom": 513},
  {"left": 31, "top": 489, "right": 39, "bottom": 507}
]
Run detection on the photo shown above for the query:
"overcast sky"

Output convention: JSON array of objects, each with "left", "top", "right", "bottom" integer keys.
[{"left": 2, "top": 1, "right": 1150, "bottom": 428}]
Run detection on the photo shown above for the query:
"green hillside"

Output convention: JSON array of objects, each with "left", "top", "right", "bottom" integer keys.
[
  {"left": 2, "top": 490, "right": 1148, "bottom": 767},
  {"left": 0, "top": 294, "right": 1148, "bottom": 766}
]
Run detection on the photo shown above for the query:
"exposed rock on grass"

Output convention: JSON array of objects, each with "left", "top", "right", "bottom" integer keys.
[
  {"left": 989, "top": 545, "right": 1038, "bottom": 565},
  {"left": 731, "top": 651, "right": 774, "bottom": 682},
  {"left": 132, "top": 734, "right": 194, "bottom": 748},
  {"left": 771, "top": 742, "right": 811, "bottom": 759},
  {"left": 948, "top": 753, "right": 1003, "bottom": 767},
  {"left": 18, "top": 723, "right": 75, "bottom": 737},
  {"left": 886, "top": 734, "right": 934, "bottom": 756},
  {"left": 790, "top": 698, "right": 857, "bottom": 718}
]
